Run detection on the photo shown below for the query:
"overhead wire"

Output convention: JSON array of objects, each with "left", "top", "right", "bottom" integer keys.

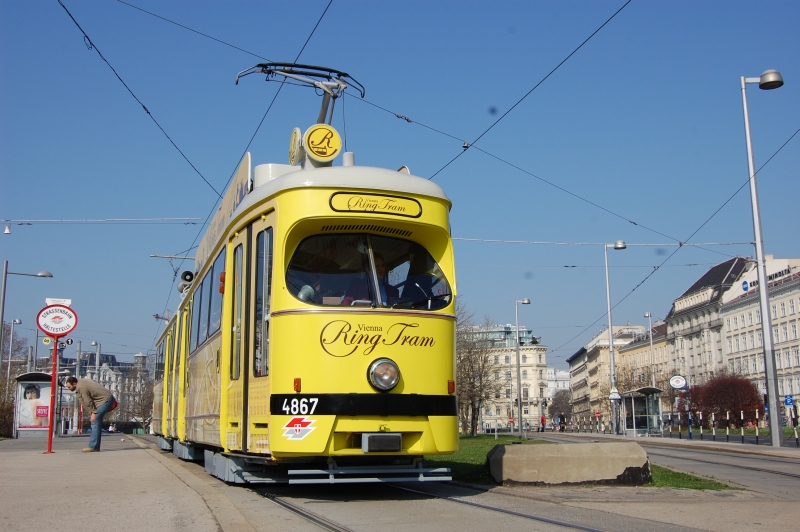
[
  {"left": 427, "top": 0, "right": 633, "bottom": 181},
  {"left": 549, "top": 126, "right": 800, "bottom": 357},
  {"left": 57, "top": 0, "right": 223, "bottom": 199},
  {"left": 149, "top": 0, "right": 334, "bottom": 350}
]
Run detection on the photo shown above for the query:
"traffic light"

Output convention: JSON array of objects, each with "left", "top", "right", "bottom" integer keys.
[{"left": 764, "top": 394, "right": 769, "bottom": 407}]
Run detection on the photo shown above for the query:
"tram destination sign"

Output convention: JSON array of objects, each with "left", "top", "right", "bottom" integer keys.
[
  {"left": 330, "top": 192, "right": 422, "bottom": 218},
  {"left": 37, "top": 304, "right": 78, "bottom": 338}
]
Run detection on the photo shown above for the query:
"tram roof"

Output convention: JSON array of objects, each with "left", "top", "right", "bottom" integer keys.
[{"left": 239, "top": 164, "right": 452, "bottom": 215}]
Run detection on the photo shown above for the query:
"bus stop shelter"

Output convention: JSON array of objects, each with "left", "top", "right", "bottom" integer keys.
[{"left": 621, "top": 387, "right": 663, "bottom": 437}]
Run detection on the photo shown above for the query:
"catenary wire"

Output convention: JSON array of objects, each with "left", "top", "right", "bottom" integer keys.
[
  {"left": 550, "top": 126, "right": 799, "bottom": 356},
  {"left": 57, "top": 0, "right": 223, "bottom": 199},
  {"left": 428, "top": 0, "right": 633, "bottom": 181},
  {"left": 116, "top": 0, "right": 271, "bottom": 61},
  {"left": 149, "top": 0, "right": 334, "bottom": 351}
]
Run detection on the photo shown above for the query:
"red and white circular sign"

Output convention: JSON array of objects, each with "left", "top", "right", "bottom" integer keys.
[{"left": 37, "top": 305, "right": 78, "bottom": 338}]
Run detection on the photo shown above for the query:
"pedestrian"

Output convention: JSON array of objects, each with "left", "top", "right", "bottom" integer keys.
[
  {"left": 65, "top": 376, "right": 117, "bottom": 452},
  {"left": 540, "top": 414, "right": 546, "bottom": 433},
  {"left": 558, "top": 412, "right": 566, "bottom": 432}
]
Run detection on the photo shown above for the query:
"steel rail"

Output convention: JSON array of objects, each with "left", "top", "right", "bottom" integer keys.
[
  {"left": 391, "top": 485, "right": 606, "bottom": 532},
  {"left": 252, "top": 487, "right": 356, "bottom": 532}
]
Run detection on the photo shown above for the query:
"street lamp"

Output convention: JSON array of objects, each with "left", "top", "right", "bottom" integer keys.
[
  {"left": 515, "top": 298, "right": 530, "bottom": 439},
  {"left": 644, "top": 312, "right": 656, "bottom": 388},
  {"left": 740, "top": 69, "right": 784, "bottom": 448},
  {"left": 0, "top": 261, "right": 53, "bottom": 376},
  {"left": 4, "top": 319, "right": 22, "bottom": 398},
  {"left": 91, "top": 341, "right": 101, "bottom": 381},
  {"left": 604, "top": 240, "right": 626, "bottom": 434}
]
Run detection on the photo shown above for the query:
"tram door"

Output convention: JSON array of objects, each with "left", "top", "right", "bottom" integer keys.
[
  {"left": 226, "top": 230, "right": 248, "bottom": 451},
  {"left": 246, "top": 218, "right": 274, "bottom": 453},
  {"left": 165, "top": 322, "right": 177, "bottom": 437}
]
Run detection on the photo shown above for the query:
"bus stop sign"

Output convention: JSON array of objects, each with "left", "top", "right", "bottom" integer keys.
[{"left": 786, "top": 395, "right": 794, "bottom": 407}]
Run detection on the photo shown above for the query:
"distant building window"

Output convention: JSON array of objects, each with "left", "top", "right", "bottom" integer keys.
[
  {"left": 539, "top": 354, "right": 543, "bottom": 363},
  {"left": 522, "top": 355, "right": 527, "bottom": 363},
  {"left": 496, "top": 406, "right": 501, "bottom": 416},
  {"left": 780, "top": 302, "right": 786, "bottom": 317},
  {"left": 733, "top": 317, "right": 738, "bottom": 330},
  {"left": 782, "top": 325, "right": 789, "bottom": 342},
  {"left": 539, "top": 369, "right": 543, "bottom": 378},
  {"left": 757, "top": 331, "right": 763, "bottom": 347},
  {"left": 772, "top": 305, "right": 777, "bottom": 319},
  {"left": 726, "top": 319, "right": 731, "bottom": 332},
  {"left": 494, "top": 356, "right": 498, "bottom": 363},
  {"left": 504, "top": 355, "right": 510, "bottom": 364},
  {"left": 748, "top": 312, "right": 753, "bottom": 326},
  {"left": 522, "top": 387, "right": 529, "bottom": 399},
  {"left": 792, "top": 322, "right": 797, "bottom": 340},
  {"left": 522, "top": 370, "right": 528, "bottom": 379},
  {"left": 790, "top": 300, "right": 796, "bottom": 315}
]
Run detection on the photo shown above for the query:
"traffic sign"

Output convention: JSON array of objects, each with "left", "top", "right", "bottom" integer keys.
[
  {"left": 65, "top": 338, "right": 74, "bottom": 345},
  {"left": 786, "top": 395, "right": 794, "bottom": 407},
  {"left": 595, "top": 412, "right": 602, "bottom": 419},
  {"left": 36, "top": 304, "right": 78, "bottom": 338},
  {"left": 608, "top": 387, "right": 621, "bottom": 401},
  {"left": 58, "top": 342, "right": 66, "bottom": 349},
  {"left": 42, "top": 337, "right": 52, "bottom": 345},
  {"left": 509, "top": 418, "right": 514, "bottom": 424}
]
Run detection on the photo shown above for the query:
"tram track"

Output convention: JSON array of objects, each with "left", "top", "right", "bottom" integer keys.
[
  {"left": 645, "top": 450, "right": 800, "bottom": 480},
  {"left": 251, "top": 487, "right": 356, "bottom": 532},
  {"left": 391, "top": 485, "right": 606, "bottom": 532}
]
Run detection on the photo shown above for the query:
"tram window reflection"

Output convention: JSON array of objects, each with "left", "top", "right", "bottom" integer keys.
[{"left": 286, "top": 234, "right": 452, "bottom": 310}]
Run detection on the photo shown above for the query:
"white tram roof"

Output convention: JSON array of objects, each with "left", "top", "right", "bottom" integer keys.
[
  {"left": 195, "top": 160, "right": 450, "bottom": 273},
  {"left": 242, "top": 163, "right": 451, "bottom": 213}
]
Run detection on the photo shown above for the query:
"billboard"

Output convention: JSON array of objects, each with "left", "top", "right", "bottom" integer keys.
[{"left": 16, "top": 381, "right": 51, "bottom": 429}]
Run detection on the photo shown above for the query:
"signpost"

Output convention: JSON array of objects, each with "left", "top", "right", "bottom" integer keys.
[{"left": 36, "top": 304, "right": 78, "bottom": 454}]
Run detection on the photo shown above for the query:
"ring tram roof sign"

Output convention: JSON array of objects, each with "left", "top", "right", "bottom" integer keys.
[
  {"left": 36, "top": 304, "right": 78, "bottom": 338},
  {"left": 669, "top": 375, "right": 687, "bottom": 390}
]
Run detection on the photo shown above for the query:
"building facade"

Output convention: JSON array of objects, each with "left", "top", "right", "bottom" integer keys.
[
  {"left": 546, "top": 367, "right": 570, "bottom": 398},
  {"left": 477, "top": 324, "right": 548, "bottom": 431},
  {"left": 665, "top": 257, "right": 750, "bottom": 387},
  {"left": 567, "top": 325, "right": 645, "bottom": 421},
  {"left": 721, "top": 265, "right": 800, "bottom": 403}
]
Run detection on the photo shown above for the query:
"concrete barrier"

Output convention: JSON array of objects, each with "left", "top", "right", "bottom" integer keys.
[{"left": 487, "top": 441, "right": 651, "bottom": 485}]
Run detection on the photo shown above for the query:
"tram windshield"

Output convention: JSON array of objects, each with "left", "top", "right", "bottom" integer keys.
[{"left": 286, "top": 234, "right": 452, "bottom": 310}]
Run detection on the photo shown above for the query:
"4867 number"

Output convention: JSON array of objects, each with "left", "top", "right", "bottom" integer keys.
[{"left": 281, "top": 397, "right": 318, "bottom": 415}]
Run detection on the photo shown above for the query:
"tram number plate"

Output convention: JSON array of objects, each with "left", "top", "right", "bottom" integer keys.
[{"left": 281, "top": 397, "right": 319, "bottom": 416}]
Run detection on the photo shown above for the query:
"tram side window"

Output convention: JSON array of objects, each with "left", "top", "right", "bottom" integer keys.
[
  {"left": 254, "top": 228, "right": 273, "bottom": 377},
  {"left": 197, "top": 271, "right": 212, "bottom": 346},
  {"left": 189, "top": 285, "right": 203, "bottom": 353},
  {"left": 231, "top": 244, "right": 243, "bottom": 380},
  {"left": 208, "top": 249, "right": 225, "bottom": 335},
  {"left": 286, "top": 234, "right": 452, "bottom": 310}
]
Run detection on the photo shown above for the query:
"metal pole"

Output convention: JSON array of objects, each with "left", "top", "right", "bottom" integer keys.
[
  {"left": 45, "top": 336, "right": 58, "bottom": 454},
  {"left": 34, "top": 329, "right": 39, "bottom": 370},
  {"left": 95, "top": 342, "right": 101, "bottom": 381},
  {"left": 0, "top": 261, "right": 7, "bottom": 367},
  {"left": 741, "top": 76, "right": 782, "bottom": 448},
  {"left": 76, "top": 341, "right": 81, "bottom": 378},
  {"left": 5, "top": 319, "right": 16, "bottom": 399},
  {"left": 647, "top": 313, "right": 656, "bottom": 388},
  {"left": 515, "top": 302, "right": 523, "bottom": 439},
  {"left": 604, "top": 245, "right": 619, "bottom": 434}
]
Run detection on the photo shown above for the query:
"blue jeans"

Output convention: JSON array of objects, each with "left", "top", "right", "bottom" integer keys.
[{"left": 88, "top": 396, "right": 115, "bottom": 450}]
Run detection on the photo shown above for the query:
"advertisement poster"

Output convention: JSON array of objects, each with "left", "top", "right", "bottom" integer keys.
[{"left": 17, "top": 382, "right": 51, "bottom": 429}]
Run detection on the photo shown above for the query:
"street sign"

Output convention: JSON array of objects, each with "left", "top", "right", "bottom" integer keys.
[
  {"left": 742, "top": 280, "right": 749, "bottom": 292},
  {"left": 65, "top": 338, "right": 74, "bottom": 345},
  {"left": 58, "top": 342, "right": 66, "bottom": 349},
  {"left": 786, "top": 395, "right": 794, "bottom": 407},
  {"left": 46, "top": 298, "right": 72, "bottom": 307},
  {"left": 509, "top": 418, "right": 514, "bottom": 424},
  {"left": 669, "top": 375, "right": 687, "bottom": 389},
  {"left": 36, "top": 304, "right": 78, "bottom": 339},
  {"left": 608, "top": 387, "right": 621, "bottom": 401},
  {"left": 595, "top": 412, "right": 602, "bottom": 419},
  {"left": 42, "top": 337, "right": 52, "bottom": 345}
]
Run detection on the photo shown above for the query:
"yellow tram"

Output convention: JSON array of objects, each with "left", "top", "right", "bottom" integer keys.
[{"left": 152, "top": 64, "right": 458, "bottom": 483}]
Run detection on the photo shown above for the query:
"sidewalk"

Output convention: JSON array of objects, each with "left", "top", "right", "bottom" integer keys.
[
  {"left": 536, "top": 429, "right": 800, "bottom": 459},
  {"left": 0, "top": 435, "right": 222, "bottom": 532}
]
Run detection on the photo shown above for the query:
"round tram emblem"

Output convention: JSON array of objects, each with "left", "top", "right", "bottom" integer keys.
[
  {"left": 669, "top": 375, "right": 687, "bottom": 390},
  {"left": 37, "top": 304, "right": 78, "bottom": 338},
  {"left": 303, "top": 124, "right": 341, "bottom": 162}
]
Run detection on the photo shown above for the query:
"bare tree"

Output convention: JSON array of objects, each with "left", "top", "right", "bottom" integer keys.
[
  {"left": 455, "top": 304, "right": 506, "bottom": 436},
  {"left": 118, "top": 367, "right": 154, "bottom": 430}
]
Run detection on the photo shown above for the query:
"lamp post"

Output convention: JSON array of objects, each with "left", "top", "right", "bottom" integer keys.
[
  {"left": 645, "top": 312, "right": 656, "bottom": 388},
  {"left": 604, "top": 241, "right": 626, "bottom": 435},
  {"left": 740, "top": 69, "right": 784, "bottom": 448},
  {"left": 0, "top": 261, "right": 54, "bottom": 362},
  {"left": 515, "top": 298, "right": 531, "bottom": 439},
  {"left": 91, "top": 341, "right": 101, "bottom": 381},
  {"left": 4, "top": 319, "right": 22, "bottom": 398}
]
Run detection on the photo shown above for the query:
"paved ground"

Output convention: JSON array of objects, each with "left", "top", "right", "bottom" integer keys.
[{"left": 1, "top": 432, "right": 797, "bottom": 531}]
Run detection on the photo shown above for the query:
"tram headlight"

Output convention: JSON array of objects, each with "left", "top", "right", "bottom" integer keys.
[{"left": 367, "top": 358, "right": 400, "bottom": 392}]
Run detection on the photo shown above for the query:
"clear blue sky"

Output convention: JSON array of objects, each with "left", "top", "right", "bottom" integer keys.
[{"left": 1, "top": 1, "right": 798, "bottom": 367}]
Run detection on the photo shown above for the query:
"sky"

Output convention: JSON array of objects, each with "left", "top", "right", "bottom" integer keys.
[{"left": 1, "top": 1, "right": 798, "bottom": 368}]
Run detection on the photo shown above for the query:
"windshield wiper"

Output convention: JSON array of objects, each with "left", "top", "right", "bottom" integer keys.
[{"left": 392, "top": 294, "right": 450, "bottom": 309}]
